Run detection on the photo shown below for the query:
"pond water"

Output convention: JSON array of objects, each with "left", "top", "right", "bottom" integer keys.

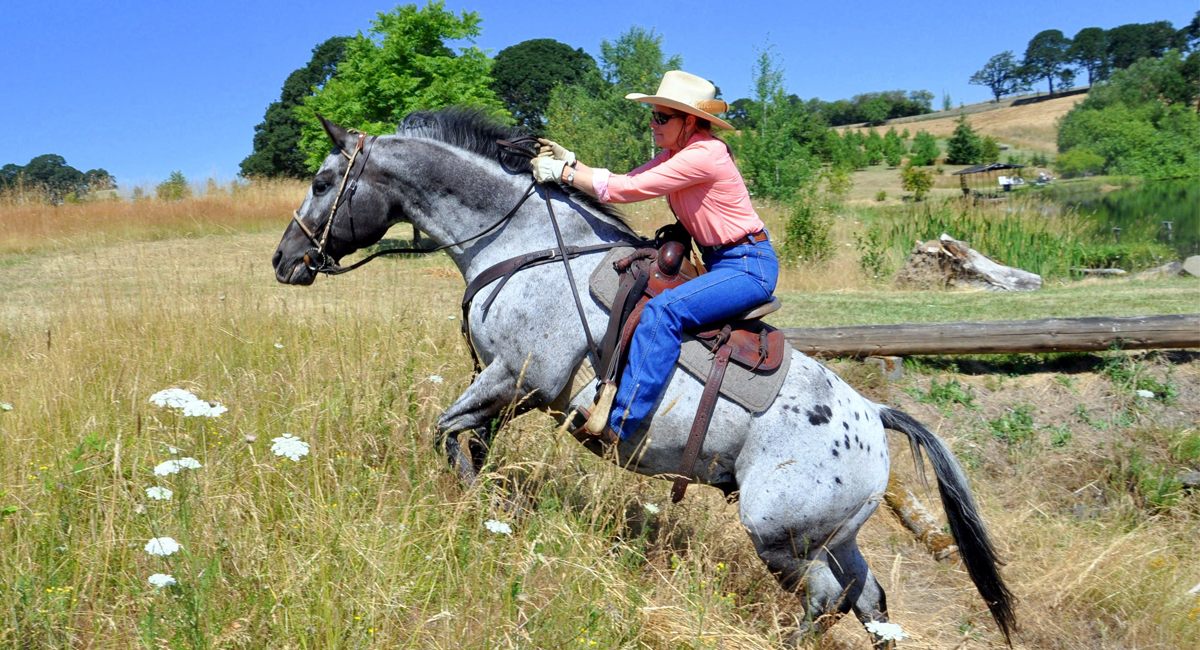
[{"left": 1057, "top": 178, "right": 1199, "bottom": 260}]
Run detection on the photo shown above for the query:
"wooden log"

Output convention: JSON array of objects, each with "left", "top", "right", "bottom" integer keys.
[
  {"left": 885, "top": 473, "right": 958, "bottom": 561},
  {"left": 784, "top": 314, "right": 1200, "bottom": 358}
]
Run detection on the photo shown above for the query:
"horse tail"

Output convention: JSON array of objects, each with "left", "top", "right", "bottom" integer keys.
[{"left": 879, "top": 406, "right": 1016, "bottom": 644}]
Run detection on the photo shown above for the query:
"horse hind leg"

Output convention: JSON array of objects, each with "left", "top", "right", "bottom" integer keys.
[
  {"left": 829, "top": 539, "right": 894, "bottom": 649},
  {"left": 752, "top": 537, "right": 853, "bottom": 647}
]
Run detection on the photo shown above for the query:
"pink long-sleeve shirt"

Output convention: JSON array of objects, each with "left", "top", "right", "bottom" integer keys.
[{"left": 592, "top": 132, "right": 764, "bottom": 248}]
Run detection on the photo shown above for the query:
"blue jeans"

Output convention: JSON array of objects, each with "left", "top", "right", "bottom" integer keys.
[{"left": 609, "top": 233, "right": 779, "bottom": 439}]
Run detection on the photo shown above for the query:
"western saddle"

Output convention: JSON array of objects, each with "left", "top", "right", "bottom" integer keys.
[{"left": 581, "top": 240, "right": 785, "bottom": 502}]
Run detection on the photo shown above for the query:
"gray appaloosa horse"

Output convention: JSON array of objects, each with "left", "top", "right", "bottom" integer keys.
[{"left": 271, "top": 109, "right": 1015, "bottom": 648}]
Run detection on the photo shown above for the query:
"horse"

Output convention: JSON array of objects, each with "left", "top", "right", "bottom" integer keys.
[{"left": 271, "top": 108, "right": 1015, "bottom": 648}]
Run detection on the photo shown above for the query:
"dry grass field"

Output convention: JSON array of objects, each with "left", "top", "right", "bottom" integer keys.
[
  {"left": 837, "top": 95, "right": 1086, "bottom": 155},
  {"left": 0, "top": 193, "right": 1197, "bottom": 649}
]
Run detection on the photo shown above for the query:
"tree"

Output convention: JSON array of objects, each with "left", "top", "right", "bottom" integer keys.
[
  {"left": 241, "top": 37, "right": 349, "bottom": 178},
  {"left": 156, "top": 171, "right": 191, "bottom": 201},
  {"left": 864, "top": 128, "right": 884, "bottom": 165},
  {"left": 900, "top": 161, "right": 934, "bottom": 201},
  {"left": 909, "top": 131, "right": 940, "bottom": 166},
  {"left": 545, "top": 26, "right": 681, "bottom": 173},
  {"left": 490, "top": 39, "right": 596, "bottom": 132},
  {"left": 980, "top": 136, "right": 1000, "bottom": 163},
  {"left": 1023, "top": 30, "right": 1074, "bottom": 94},
  {"left": 1058, "top": 51, "right": 1200, "bottom": 179},
  {"left": 1069, "top": 27, "right": 1109, "bottom": 85},
  {"left": 945, "top": 116, "right": 982, "bottom": 165},
  {"left": 297, "top": 2, "right": 506, "bottom": 171},
  {"left": 859, "top": 96, "right": 889, "bottom": 125},
  {"left": 1054, "top": 148, "right": 1105, "bottom": 177},
  {"left": 726, "top": 98, "right": 756, "bottom": 130},
  {"left": 883, "top": 127, "right": 905, "bottom": 167},
  {"left": 1183, "top": 11, "right": 1200, "bottom": 53},
  {"left": 970, "top": 51, "right": 1030, "bottom": 101},
  {"left": 1107, "top": 21, "right": 1180, "bottom": 71}
]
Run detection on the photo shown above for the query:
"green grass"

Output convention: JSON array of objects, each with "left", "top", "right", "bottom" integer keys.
[{"left": 773, "top": 276, "right": 1197, "bottom": 328}]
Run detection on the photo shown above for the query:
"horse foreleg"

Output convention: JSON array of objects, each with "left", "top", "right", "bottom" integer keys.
[{"left": 437, "top": 364, "right": 519, "bottom": 485}]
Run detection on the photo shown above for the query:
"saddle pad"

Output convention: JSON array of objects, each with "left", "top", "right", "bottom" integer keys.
[{"left": 589, "top": 247, "right": 791, "bottom": 413}]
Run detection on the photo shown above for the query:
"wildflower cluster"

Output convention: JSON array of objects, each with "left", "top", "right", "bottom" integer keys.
[{"left": 149, "top": 388, "right": 228, "bottom": 418}]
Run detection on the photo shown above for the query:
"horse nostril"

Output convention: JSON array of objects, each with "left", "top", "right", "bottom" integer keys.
[{"left": 272, "top": 250, "right": 282, "bottom": 269}]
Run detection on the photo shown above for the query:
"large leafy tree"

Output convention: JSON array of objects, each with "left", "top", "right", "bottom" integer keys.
[
  {"left": 1058, "top": 50, "right": 1199, "bottom": 179},
  {"left": 544, "top": 26, "right": 681, "bottom": 173},
  {"left": 241, "top": 37, "right": 349, "bottom": 178},
  {"left": 970, "top": 51, "right": 1030, "bottom": 101},
  {"left": 1, "top": 154, "right": 114, "bottom": 200},
  {"left": 490, "top": 39, "right": 596, "bottom": 132},
  {"left": 297, "top": 2, "right": 507, "bottom": 171},
  {"left": 1068, "top": 27, "right": 1109, "bottom": 85},
  {"left": 1023, "top": 29, "right": 1074, "bottom": 94},
  {"left": 1107, "top": 21, "right": 1181, "bottom": 71}
]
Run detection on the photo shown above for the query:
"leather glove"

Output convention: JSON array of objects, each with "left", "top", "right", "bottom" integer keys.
[
  {"left": 537, "top": 138, "right": 576, "bottom": 166},
  {"left": 530, "top": 155, "right": 567, "bottom": 184}
]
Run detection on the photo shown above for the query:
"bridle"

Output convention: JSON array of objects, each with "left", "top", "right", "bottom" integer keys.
[{"left": 287, "top": 133, "right": 650, "bottom": 373}]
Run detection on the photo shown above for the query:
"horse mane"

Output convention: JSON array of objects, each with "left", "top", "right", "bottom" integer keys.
[{"left": 396, "top": 107, "right": 637, "bottom": 236}]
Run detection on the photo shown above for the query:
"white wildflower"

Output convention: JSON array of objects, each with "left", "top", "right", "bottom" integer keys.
[
  {"left": 428, "top": 375, "right": 444, "bottom": 384},
  {"left": 0, "top": 402, "right": 12, "bottom": 411},
  {"left": 484, "top": 519, "right": 512, "bottom": 535},
  {"left": 271, "top": 434, "right": 310, "bottom": 461},
  {"left": 154, "top": 460, "right": 182, "bottom": 476},
  {"left": 864, "top": 621, "right": 909, "bottom": 641},
  {"left": 643, "top": 503, "right": 660, "bottom": 515},
  {"left": 167, "top": 446, "right": 179, "bottom": 455},
  {"left": 1136, "top": 389, "right": 1154, "bottom": 399},
  {"left": 153, "top": 458, "right": 202, "bottom": 476},
  {"left": 145, "top": 486, "right": 173, "bottom": 501},
  {"left": 274, "top": 343, "right": 284, "bottom": 349},
  {"left": 149, "top": 388, "right": 227, "bottom": 418},
  {"left": 147, "top": 573, "right": 177, "bottom": 588},
  {"left": 144, "top": 537, "right": 181, "bottom": 556}
]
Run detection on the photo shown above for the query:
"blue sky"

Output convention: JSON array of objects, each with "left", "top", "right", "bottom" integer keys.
[{"left": 2, "top": 1, "right": 1193, "bottom": 185}]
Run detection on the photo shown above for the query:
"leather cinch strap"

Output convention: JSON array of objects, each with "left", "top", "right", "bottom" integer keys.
[{"left": 671, "top": 326, "right": 733, "bottom": 503}]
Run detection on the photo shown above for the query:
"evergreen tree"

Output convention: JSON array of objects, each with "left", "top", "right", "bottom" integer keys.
[
  {"left": 882, "top": 127, "right": 904, "bottom": 167},
  {"left": 980, "top": 136, "right": 1001, "bottom": 163},
  {"left": 490, "top": 39, "right": 597, "bottom": 132},
  {"left": 909, "top": 131, "right": 940, "bottom": 166},
  {"left": 241, "top": 37, "right": 349, "bottom": 178},
  {"left": 864, "top": 128, "right": 884, "bottom": 165},
  {"left": 945, "top": 116, "right": 983, "bottom": 165}
]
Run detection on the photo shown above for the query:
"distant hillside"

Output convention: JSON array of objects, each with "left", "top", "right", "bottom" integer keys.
[{"left": 838, "top": 92, "right": 1088, "bottom": 153}]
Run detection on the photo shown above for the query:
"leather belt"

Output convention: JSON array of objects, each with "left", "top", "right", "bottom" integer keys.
[{"left": 699, "top": 230, "right": 768, "bottom": 255}]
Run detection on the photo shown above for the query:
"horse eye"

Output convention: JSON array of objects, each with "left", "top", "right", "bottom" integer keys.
[{"left": 313, "top": 179, "right": 330, "bottom": 194}]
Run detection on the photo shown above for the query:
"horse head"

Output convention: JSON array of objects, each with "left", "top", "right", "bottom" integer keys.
[{"left": 272, "top": 116, "right": 397, "bottom": 285}]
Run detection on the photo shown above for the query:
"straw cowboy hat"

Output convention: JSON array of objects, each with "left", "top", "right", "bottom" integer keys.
[{"left": 625, "top": 70, "right": 734, "bottom": 130}]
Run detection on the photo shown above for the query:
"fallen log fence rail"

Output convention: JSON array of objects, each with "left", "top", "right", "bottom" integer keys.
[{"left": 783, "top": 314, "right": 1200, "bottom": 358}]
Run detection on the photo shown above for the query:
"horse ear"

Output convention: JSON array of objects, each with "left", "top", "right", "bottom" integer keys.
[{"left": 317, "top": 114, "right": 353, "bottom": 155}]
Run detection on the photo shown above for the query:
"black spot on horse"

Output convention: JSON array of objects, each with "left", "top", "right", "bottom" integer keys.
[
  {"left": 842, "top": 421, "right": 849, "bottom": 430},
  {"left": 854, "top": 411, "right": 860, "bottom": 421},
  {"left": 831, "top": 448, "right": 840, "bottom": 457},
  {"left": 843, "top": 434, "right": 851, "bottom": 449},
  {"left": 807, "top": 404, "right": 833, "bottom": 426},
  {"left": 835, "top": 477, "right": 842, "bottom": 485}
]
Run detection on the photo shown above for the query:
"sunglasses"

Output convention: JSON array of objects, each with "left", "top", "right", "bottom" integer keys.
[{"left": 651, "top": 111, "right": 686, "bottom": 125}]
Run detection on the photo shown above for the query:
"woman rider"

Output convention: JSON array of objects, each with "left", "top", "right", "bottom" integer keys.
[{"left": 531, "top": 70, "right": 778, "bottom": 442}]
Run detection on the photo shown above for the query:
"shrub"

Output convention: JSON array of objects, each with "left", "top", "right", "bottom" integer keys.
[
  {"left": 1029, "top": 152, "right": 1049, "bottom": 167},
  {"left": 875, "top": 190, "right": 887, "bottom": 202},
  {"left": 909, "top": 131, "right": 939, "bottom": 166},
  {"left": 781, "top": 196, "right": 833, "bottom": 264},
  {"left": 1055, "top": 148, "right": 1106, "bottom": 178},
  {"left": 980, "top": 136, "right": 1000, "bottom": 164},
  {"left": 855, "top": 222, "right": 890, "bottom": 279},
  {"left": 989, "top": 405, "right": 1036, "bottom": 445},
  {"left": 900, "top": 162, "right": 934, "bottom": 201},
  {"left": 1071, "top": 241, "right": 1173, "bottom": 271}
]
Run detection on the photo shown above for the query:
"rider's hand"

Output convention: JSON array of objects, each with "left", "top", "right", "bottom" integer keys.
[
  {"left": 537, "top": 138, "right": 576, "bottom": 166},
  {"left": 530, "top": 155, "right": 567, "bottom": 184}
]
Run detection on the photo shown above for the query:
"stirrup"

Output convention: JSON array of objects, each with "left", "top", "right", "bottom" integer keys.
[{"left": 571, "top": 406, "right": 619, "bottom": 445}]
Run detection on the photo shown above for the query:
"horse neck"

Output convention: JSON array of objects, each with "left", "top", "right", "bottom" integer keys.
[{"left": 385, "top": 142, "right": 636, "bottom": 284}]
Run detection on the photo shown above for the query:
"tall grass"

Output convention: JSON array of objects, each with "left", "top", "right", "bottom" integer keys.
[
  {"left": 0, "top": 178, "right": 306, "bottom": 255},
  {"left": 862, "top": 195, "right": 1174, "bottom": 279}
]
